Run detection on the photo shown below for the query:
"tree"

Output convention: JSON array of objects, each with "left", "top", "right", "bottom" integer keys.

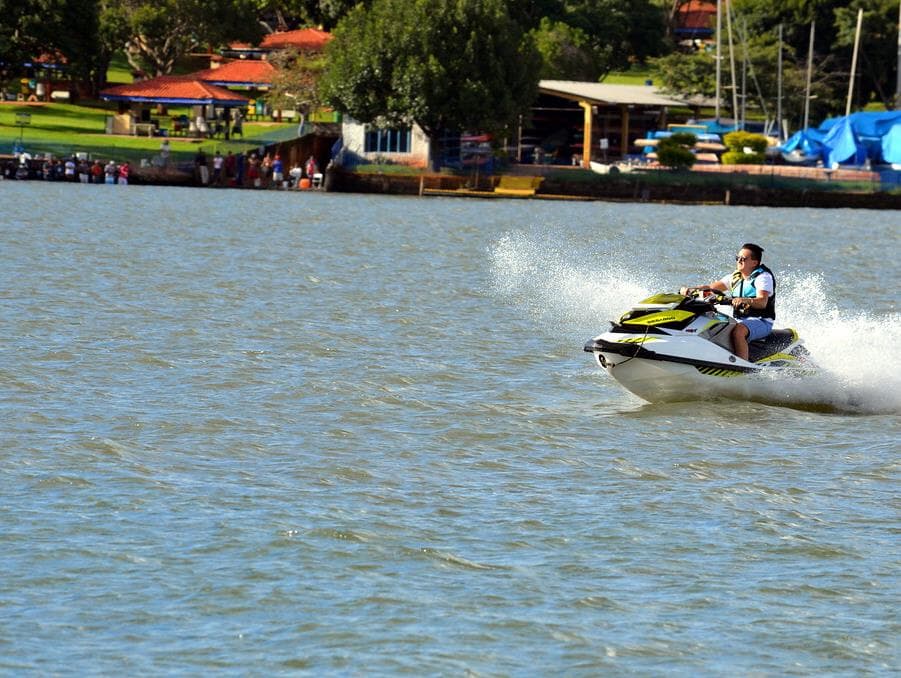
[
  {"left": 650, "top": 49, "right": 716, "bottom": 100},
  {"left": 320, "top": 0, "right": 541, "bottom": 151},
  {"left": 523, "top": 0, "right": 667, "bottom": 80},
  {"left": 0, "top": 0, "right": 109, "bottom": 98},
  {"left": 266, "top": 48, "right": 325, "bottom": 127},
  {"left": 251, "top": 0, "right": 370, "bottom": 31},
  {"left": 102, "top": 0, "right": 263, "bottom": 77},
  {"left": 530, "top": 18, "right": 597, "bottom": 80},
  {"left": 656, "top": 132, "right": 696, "bottom": 169}
]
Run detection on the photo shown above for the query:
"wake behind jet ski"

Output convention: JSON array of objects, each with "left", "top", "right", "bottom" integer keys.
[{"left": 583, "top": 289, "right": 814, "bottom": 403}]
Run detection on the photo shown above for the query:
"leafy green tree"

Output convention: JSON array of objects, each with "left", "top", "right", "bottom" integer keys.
[
  {"left": 251, "top": 0, "right": 369, "bottom": 31},
  {"left": 656, "top": 131, "right": 696, "bottom": 169},
  {"left": 530, "top": 18, "right": 596, "bottom": 80},
  {"left": 0, "top": 0, "right": 109, "bottom": 98},
  {"left": 102, "top": 0, "right": 263, "bottom": 77},
  {"left": 0, "top": 0, "right": 45, "bottom": 82},
  {"left": 650, "top": 49, "right": 716, "bottom": 99},
  {"left": 321, "top": 0, "right": 541, "bottom": 155}
]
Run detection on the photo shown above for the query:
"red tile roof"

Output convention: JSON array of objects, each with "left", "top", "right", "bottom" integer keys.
[
  {"left": 676, "top": 1, "right": 717, "bottom": 31},
  {"left": 261, "top": 28, "right": 332, "bottom": 51},
  {"left": 192, "top": 60, "right": 277, "bottom": 87},
  {"left": 100, "top": 76, "right": 249, "bottom": 105},
  {"left": 229, "top": 28, "right": 332, "bottom": 53}
]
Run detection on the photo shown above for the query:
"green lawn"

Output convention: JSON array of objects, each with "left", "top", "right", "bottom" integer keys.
[
  {"left": 603, "top": 66, "right": 654, "bottom": 86},
  {"left": 0, "top": 100, "right": 296, "bottom": 164}
]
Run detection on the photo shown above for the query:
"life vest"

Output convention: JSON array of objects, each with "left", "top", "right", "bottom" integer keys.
[{"left": 731, "top": 264, "right": 776, "bottom": 320}]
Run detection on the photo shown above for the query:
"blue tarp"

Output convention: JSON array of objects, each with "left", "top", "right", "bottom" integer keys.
[{"left": 780, "top": 111, "right": 901, "bottom": 167}]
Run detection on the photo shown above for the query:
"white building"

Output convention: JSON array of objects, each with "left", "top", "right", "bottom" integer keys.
[{"left": 339, "top": 117, "right": 432, "bottom": 168}]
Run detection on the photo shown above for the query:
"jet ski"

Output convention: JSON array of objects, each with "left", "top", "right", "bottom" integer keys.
[{"left": 583, "top": 291, "right": 813, "bottom": 402}]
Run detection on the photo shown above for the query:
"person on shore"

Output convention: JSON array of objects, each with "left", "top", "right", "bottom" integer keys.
[
  {"left": 305, "top": 155, "right": 318, "bottom": 179},
  {"left": 159, "top": 138, "right": 170, "bottom": 167},
  {"left": 91, "top": 159, "right": 104, "bottom": 184},
  {"left": 212, "top": 151, "right": 224, "bottom": 186},
  {"left": 118, "top": 161, "right": 130, "bottom": 185},
  {"left": 247, "top": 152, "right": 260, "bottom": 188},
  {"left": 78, "top": 158, "right": 90, "bottom": 184},
  {"left": 288, "top": 162, "right": 302, "bottom": 188},
  {"left": 104, "top": 159, "right": 118, "bottom": 184},
  {"left": 235, "top": 152, "right": 245, "bottom": 187},
  {"left": 64, "top": 156, "right": 76, "bottom": 181},
  {"left": 261, "top": 153, "right": 273, "bottom": 189},
  {"left": 224, "top": 151, "right": 236, "bottom": 186},
  {"left": 679, "top": 243, "right": 775, "bottom": 361},
  {"left": 271, "top": 154, "right": 284, "bottom": 188},
  {"left": 194, "top": 148, "right": 209, "bottom": 185}
]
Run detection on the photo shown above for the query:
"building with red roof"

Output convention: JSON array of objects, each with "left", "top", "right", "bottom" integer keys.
[
  {"left": 101, "top": 76, "right": 249, "bottom": 106},
  {"left": 223, "top": 28, "right": 332, "bottom": 59},
  {"left": 192, "top": 60, "right": 277, "bottom": 89},
  {"left": 675, "top": 1, "right": 718, "bottom": 42},
  {"left": 100, "top": 76, "right": 249, "bottom": 135}
]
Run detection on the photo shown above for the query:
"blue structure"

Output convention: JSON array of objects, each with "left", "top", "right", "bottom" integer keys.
[{"left": 780, "top": 112, "right": 901, "bottom": 168}]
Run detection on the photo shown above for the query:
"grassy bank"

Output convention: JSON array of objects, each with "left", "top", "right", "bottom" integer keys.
[{"left": 0, "top": 100, "right": 295, "bottom": 165}]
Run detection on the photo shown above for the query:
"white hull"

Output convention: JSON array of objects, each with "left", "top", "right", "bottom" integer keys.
[{"left": 598, "top": 355, "right": 754, "bottom": 402}]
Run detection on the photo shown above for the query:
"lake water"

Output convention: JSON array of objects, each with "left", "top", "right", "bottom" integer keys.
[{"left": 1, "top": 181, "right": 898, "bottom": 674}]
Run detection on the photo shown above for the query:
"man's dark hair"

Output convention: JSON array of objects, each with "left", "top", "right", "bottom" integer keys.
[{"left": 742, "top": 243, "right": 764, "bottom": 261}]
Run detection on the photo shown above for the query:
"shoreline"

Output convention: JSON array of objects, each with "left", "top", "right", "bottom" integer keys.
[{"left": 3, "top": 158, "right": 899, "bottom": 209}]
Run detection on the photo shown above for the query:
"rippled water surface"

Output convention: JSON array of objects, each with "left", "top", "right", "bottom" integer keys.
[{"left": 1, "top": 182, "right": 898, "bottom": 674}]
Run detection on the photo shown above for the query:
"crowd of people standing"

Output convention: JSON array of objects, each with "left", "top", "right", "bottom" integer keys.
[
  {"left": 2, "top": 154, "right": 131, "bottom": 184},
  {"left": 3, "top": 142, "right": 323, "bottom": 190},
  {"left": 191, "top": 147, "right": 320, "bottom": 189}
]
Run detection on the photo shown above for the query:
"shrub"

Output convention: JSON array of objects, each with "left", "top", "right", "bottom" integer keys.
[
  {"left": 722, "top": 131, "right": 767, "bottom": 164},
  {"left": 656, "top": 132, "right": 696, "bottom": 170}
]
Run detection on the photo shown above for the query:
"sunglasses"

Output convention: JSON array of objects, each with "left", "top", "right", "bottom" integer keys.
[{"left": 735, "top": 256, "right": 753, "bottom": 262}]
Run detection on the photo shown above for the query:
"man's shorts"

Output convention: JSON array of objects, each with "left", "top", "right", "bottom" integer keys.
[{"left": 738, "top": 317, "right": 774, "bottom": 342}]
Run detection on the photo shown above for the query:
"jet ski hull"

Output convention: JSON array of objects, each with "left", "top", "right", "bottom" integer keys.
[{"left": 588, "top": 351, "right": 763, "bottom": 402}]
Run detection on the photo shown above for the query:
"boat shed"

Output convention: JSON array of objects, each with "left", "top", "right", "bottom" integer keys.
[{"left": 536, "top": 81, "right": 687, "bottom": 166}]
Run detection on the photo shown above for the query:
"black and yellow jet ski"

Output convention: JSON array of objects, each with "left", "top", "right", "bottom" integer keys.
[{"left": 583, "top": 291, "right": 813, "bottom": 402}]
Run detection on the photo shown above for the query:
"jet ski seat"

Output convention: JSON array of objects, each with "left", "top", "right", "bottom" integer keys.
[{"left": 748, "top": 329, "right": 797, "bottom": 363}]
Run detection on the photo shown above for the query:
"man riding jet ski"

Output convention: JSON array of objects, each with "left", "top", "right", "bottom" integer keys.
[
  {"left": 583, "top": 244, "right": 811, "bottom": 402},
  {"left": 680, "top": 242, "right": 775, "bottom": 361}
]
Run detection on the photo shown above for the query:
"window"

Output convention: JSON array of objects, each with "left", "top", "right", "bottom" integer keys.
[{"left": 364, "top": 126, "right": 412, "bottom": 154}]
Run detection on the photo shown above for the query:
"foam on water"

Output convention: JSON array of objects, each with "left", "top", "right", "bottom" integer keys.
[{"left": 490, "top": 230, "right": 901, "bottom": 414}]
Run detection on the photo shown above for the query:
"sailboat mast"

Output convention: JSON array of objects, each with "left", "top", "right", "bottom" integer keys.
[
  {"left": 777, "top": 24, "right": 783, "bottom": 141},
  {"left": 846, "top": 8, "right": 863, "bottom": 116},
  {"left": 804, "top": 21, "right": 815, "bottom": 129},
  {"left": 896, "top": 0, "right": 900, "bottom": 109},
  {"left": 725, "top": 0, "right": 739, "bottom": 124},
  {"left": 716, "top": 0, "right": 722, "bottom": 121}
]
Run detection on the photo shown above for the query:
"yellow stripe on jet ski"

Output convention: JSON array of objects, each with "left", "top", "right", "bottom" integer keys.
[
  {"left": 695, "top": 366, "right": 744, "bottom": 377},
  {"left": 615, "top": 336, "right": 660, "bottom": 344}
]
